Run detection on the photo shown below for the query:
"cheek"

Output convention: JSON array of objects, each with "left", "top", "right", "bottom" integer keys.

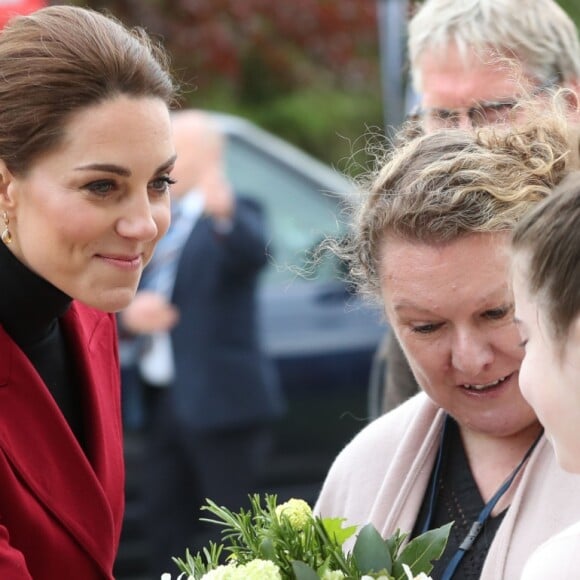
[
  {"left": 494, "top": 323, "right": 524, "bottom": 360},
  {"left": 153, "top": 205, "right": 171, "bottom": 240},
  {"left": 517, "top": 348, "right": 543, "bottom": 408},
  {"left": 397, "top": 333, "right": 445, "bottom": 381}
]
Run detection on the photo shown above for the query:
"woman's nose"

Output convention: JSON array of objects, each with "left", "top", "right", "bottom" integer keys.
[
  {"left": 116, "top": 195, "right": 158, "bottom": 241},
  {"left": 451, "top": 329, "right": 494, "bottom": 376}
]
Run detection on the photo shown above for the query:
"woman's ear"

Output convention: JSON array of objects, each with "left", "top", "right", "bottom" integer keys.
[{"left": 0, "top": 159, "right": 16, "bottom": 210}]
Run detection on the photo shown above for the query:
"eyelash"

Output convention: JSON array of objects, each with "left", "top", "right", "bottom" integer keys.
[
  {"left": 151, "top": 176, "right": 176, "bottom": 192},
  {"left": 85, "top": 180, "right": 116, "bottom": 195},
  {"left": 84, "top": 175, "right": 176, "bottom": 197},
  {"left": 410, "top": 305, "right": 512, "bottom": 334},
  {"left": 483, "top": 306, "right": 511, "bottom": 320},
  {"left": 411, "top": 323, "right": 443, "bottom": 335}
]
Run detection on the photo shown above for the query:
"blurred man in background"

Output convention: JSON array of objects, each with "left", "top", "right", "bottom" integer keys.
[
  {"left": 119, "top": 109, "right": 285, "bottom": 577},
  {"left": 370, "top": 0, "right": 580, "bottom": 416}
]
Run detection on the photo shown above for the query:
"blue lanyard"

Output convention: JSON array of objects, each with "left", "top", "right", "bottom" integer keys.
[{"left": 421, "top": 415, "right": 543, "bottom": 580}]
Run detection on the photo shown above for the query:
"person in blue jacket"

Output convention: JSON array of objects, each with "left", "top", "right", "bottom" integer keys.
[{"left": 119, "top": 109, "right": 285, "bottom": 577}]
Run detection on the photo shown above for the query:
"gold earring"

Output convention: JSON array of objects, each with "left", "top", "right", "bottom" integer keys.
[{"left": 1, "top": 211, "right": 11, "bottom": 245}]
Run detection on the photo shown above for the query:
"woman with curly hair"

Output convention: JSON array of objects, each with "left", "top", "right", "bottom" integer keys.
[{"left": 315, "top": 104, "right": 580, "bottom": 579}]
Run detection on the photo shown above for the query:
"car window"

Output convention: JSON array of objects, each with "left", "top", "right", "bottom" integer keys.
[{"left": 223, "top": 134, "right": 346, "bottom": 285}]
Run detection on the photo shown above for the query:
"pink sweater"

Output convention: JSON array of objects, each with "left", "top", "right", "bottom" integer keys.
[{"left": 315, "top": 393, "right": 580, "bottom": 579}]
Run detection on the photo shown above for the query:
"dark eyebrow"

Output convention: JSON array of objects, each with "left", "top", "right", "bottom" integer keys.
[
  {"left": 75, "top": 154, "right": 177, "bottom": 177},
  {"left": 75, "top": 163, "right": 131, "bottom": 176},
  {"left": 157, "top": 154, "right": 177, "bottom": 174}
]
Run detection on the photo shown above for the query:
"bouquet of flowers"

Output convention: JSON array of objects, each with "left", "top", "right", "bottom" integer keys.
[{"left": 162, "top": 494, "right": 452, "bottom": 580}]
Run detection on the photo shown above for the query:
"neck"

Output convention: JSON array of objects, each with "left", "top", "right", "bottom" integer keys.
[{"left": 459, "top": 421, "right": 543, "bottom": 508}]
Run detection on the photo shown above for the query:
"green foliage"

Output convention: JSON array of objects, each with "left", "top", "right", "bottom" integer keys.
[
  {"left": 61, "top": 0, "right": 580, "bottom": 179},
  {"left": 172, "top": 494, "right": 452, "bottom": 579},
  {"left": 69, "top": 0, "right": 385, "bottom": 175},
  {"left": 352, "top": 524, "right": 392, "bottom": 575},
  {"left": 183, "top": 85, "right": 383, "bottom": 177},
  {"left": 249, "top": 89, "right": 383, "bottom": 174},
  {"left": 392, "top": 525, "right": 453, "bottom": 580},
  {"left": 557, "top": 0, "right": 580, "bottom": 25}
]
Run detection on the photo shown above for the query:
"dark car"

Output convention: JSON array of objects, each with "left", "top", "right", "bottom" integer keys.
[
  {"left": 115, "top": 113, "right": 388, "bottom": 579},
  {"left": 211, "top": 112, "right": 388, "bottom": 498}
]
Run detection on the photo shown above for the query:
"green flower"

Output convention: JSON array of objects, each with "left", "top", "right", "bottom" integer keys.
[{"left": 275, "top": 498, "right": 313, "bottom": 531}]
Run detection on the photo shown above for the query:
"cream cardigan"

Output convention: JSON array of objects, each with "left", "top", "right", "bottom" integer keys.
[
  {"left": 314, "top": 393, "right": 580, "bottom": 579},
  {"left": 521, "top": 521, "right": 580, "bottom": 578}
]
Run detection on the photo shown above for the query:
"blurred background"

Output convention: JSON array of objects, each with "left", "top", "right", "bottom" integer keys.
[
  {"left": 6, "top": 0, "right": 580, "bottom": 578},
  {"left": 55, "top": 0, "right": 580, "bottom": 171}
]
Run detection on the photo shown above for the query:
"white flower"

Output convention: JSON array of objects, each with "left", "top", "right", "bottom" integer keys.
[
  {"left": 200, "top": 565, "right": 235, "bottom": 580},
  {"left": 238, "top": 559, "right": 282, "bottom": 579},
  {"left": 321, "top": 570, "right": 346, "bottom": 580},
  {"left": 200, "top": 559, "right": 282, "bottom": 580},
  {"left": 402, "top": 563, "right": 433, "bottom": 580},
  {"left": 160, "top": 574, "right": 194, "bottom": 580}
]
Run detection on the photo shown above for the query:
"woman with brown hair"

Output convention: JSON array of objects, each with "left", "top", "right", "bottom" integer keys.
[
  {"left": 0, "top": 5, "right": 176, "bottom": 578},
  {"left": 511, "top": 171, "right": 580, "bottom": 578}
]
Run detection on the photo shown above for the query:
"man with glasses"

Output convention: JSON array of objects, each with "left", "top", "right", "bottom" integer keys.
[{"left": 370, "top": 0, "right": 580, "bottom": 417}]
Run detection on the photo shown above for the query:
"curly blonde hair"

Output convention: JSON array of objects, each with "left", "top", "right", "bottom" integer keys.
[{"left": 336, "top": 104, "right": 578, "bottom": 301}]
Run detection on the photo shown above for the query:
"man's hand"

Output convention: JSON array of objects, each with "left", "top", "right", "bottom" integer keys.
[
  {"left": 201, "top": 170, "right": 235, "bottom": 221},
  {"left": 120, "top": 290, "right": 179, "bottom": 335}
]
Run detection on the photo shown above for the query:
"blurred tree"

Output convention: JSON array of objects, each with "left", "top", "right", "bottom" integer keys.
[
  {"left": 58, "top": 0, "right": 580, "bottom": 170},
  {"left": 559, "top": 0, "right": 580, "bottom": 24},
  {"left": 61, "top": 0, "right": 383, "bottom": 170},
  {"left": 76, "top": 1, "right": 380, "bottom": 100}
]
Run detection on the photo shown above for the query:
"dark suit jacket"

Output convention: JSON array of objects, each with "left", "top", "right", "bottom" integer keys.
[
  {"left": 0, "top": 303, "right": 124, "bottom": 579},
  {"left": 169, "top": 197, "right": 285, "bottom": 429}
]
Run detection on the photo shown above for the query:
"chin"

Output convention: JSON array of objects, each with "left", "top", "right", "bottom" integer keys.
[
  {"left": 81, "top": 288, "right": 137, "bottom": 313},
  {"left": 555, "top": 447, "right": 580, "bottom": 474}
]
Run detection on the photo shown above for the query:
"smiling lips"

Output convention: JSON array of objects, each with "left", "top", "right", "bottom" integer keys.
[
  {"left": 98, "top": 253, "right": 142, "bottom": 269},
  {"left": 462, "top": 373, "right": 511, "bottom": 391}
]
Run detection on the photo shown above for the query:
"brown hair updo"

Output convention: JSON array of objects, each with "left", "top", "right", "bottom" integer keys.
[{"left": 0, "top": 5, "right": 177, "bottom": 175}]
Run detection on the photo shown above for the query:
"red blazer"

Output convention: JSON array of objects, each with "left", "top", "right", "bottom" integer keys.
[{"left": 0, "top": 302, "right": 124, "bottom": 579}]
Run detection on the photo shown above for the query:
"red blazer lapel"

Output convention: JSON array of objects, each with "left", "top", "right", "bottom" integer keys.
[{"left": 0, "top": 303, "right": 124, "bottom": 573}]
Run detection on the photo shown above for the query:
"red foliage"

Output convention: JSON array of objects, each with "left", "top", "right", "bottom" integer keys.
[
  {"left": 89, "top": 0, "right": 381, "bottom": 99},
  {"left": 0, "top": 0, "right": 46, "bottom": 29}
]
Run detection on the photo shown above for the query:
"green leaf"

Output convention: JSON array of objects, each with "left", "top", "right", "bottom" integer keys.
[
  {"left": 292, "top": 560, "right": 320, "bottom": 580},
  {"left": 321, "top": 517, "right": 358, "bottom": 546},
  {"left": 393, "top": 522, "right": 453, "bottom": 580},
  {"left": 385, "top": 529, "right": 407, "bottom": 560},
  {"left": 259, "top": 536, "right": 276, "bottom": 561},
  {"left": 352, "top": 523, "right": 393, "bottom": 574}
]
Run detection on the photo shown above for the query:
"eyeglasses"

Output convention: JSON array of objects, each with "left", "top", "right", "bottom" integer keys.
[
  {"left": 409, "top": 98, "right": 520, "bottom": 130},
  {"left": 408, "top": 79, "right": 558, "bottom": 131}
]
